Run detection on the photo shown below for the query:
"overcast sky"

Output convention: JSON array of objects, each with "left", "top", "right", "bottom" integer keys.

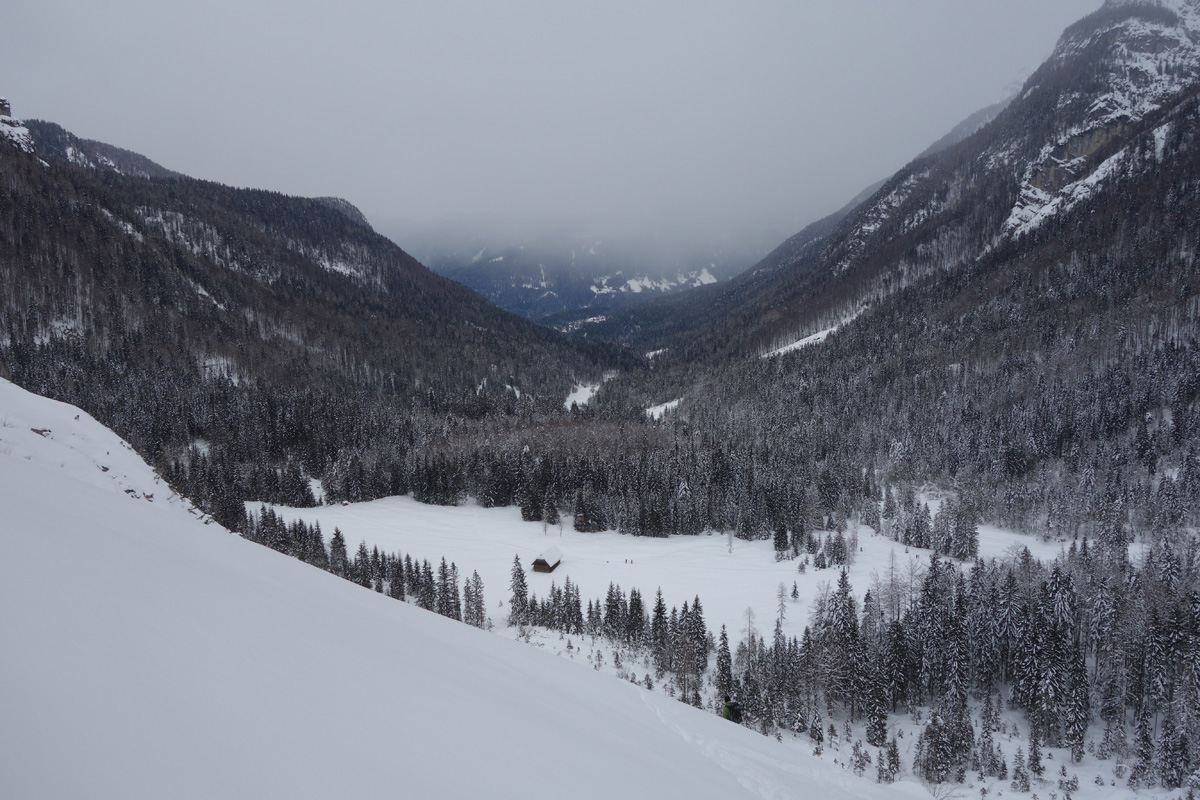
[{"left": 4, "top": 0, "right": 1101, "bottom": 248}]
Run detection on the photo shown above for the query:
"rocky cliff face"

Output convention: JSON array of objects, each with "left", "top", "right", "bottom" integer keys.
[{"left": 1000, "top": 0, "right": 1200, "bottom": 237}]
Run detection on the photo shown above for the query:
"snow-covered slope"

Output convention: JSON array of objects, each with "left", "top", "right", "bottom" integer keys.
[
  {"left": 0, "top": 378, "right": 921, "bottom": 800},
  {"left": 1003, "top": 0, "right": 1200, "bottom": 236}
]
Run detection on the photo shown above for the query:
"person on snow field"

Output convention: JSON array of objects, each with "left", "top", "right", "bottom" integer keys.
[{"left": 721, "top": 696, "right": 742, "bottom": 723}]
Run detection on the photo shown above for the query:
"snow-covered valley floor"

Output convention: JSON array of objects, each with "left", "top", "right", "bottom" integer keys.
[
  {"left": 1, "top": 377, "right": 1170, "bottom": 799},
  {"left": 0, "top": 378, "right": 924, "bottom": 799},
  {"left": 262, "top": 494, "right": 1071, "bottom": 662}
]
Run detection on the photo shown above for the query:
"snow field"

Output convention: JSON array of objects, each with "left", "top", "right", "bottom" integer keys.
[
  {"left": 564, "top": 382, "right": 600, "bottom": 409},
  {"left": 3, "top": 377, "right": 1121, "bottom": 799},
  {"left": 0, "top": 377, "right": 919, "bottom": 799},
  {"left": 646, "top": 398, "right": 680, "bottom": 419},
  {"left": 266, "top": 495, "right": 1070, "bottom": 650}
]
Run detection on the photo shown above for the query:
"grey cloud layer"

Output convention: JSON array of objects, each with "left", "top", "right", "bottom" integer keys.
[{"left": 4, "top": 0, "right": 1101, "bottom": 247}]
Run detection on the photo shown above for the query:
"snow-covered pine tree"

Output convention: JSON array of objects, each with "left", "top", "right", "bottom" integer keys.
[
  {"left": 1027, "top": 723, "right": 1044, "bottom": 778},
  {"left": 508, "top": 554, "right": 528, "bottom": 626},
  {"left": 914, "top": 710, "right": 953, "bottom": 783},
  {"left": 773, "top": 520, "right": 788, "bottom": 560},
  {"left": 864, "top": 649, "right": 889, "bottom": 748},
  {"left": 716, "top": 625, "right": 733, "bottom": 699},
  {"left": 1063, "top": 646, "right": 1090, "bottom": 762},
  {"left": 885, "top": 736, "right": 901, "bottom": 782},
  {"left": 329, "top": 528, "right": 349, "bottom": 579},
  {"left": 1010, "top": 746, "right": 1030, "bottom": 792},
  {"left": 651, "top": 588, "right": 669, "bottom": 672},
  {"left": 1127, "top": 707, "right": 1157, "bottom": 788}
]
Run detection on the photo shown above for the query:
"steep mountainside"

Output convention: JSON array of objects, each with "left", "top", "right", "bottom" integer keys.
[
  {"left": 590, "top": 0, "right": 1200, "bottom": 360},
  {"left": 24, "top": 119, "right": 182, "bottom": 179},
  {"left": 562, "top": 0, "right": 1200, "bottom": 541},
  {"left": 0, "top": 104, "right": 632, "bottom": 526}
]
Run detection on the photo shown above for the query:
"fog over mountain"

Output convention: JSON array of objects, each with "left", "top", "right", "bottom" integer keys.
[{"left": 4, "top": 0, "right": 1100, "bottom": 257}]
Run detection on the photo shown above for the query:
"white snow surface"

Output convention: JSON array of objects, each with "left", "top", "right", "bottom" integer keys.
[
  {"left": 646, "top": 398, "right": 681, "bottom": 419},
  {"left": 565, "top": 382, "right": 600, "bottom": 409},
  {"left": 564, "top": 371, "right": 617, "bottom": 409},
  {"left": 0, "top": 113, "right": 34, "bottom": 153},
  {"left": 260, "top": 498, "right": 1073, "bottom": 662},
  {"left": 762, "top": 325, "right": 840, "bottom": 359},
  {"left": 0, "top": 377, "right": 937, "bottom": 800},
  {"left": 762, "top": 310, "right": 863, "bottom": 359}
]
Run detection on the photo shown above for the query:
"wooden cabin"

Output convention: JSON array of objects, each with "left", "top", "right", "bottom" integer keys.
[{"left": 531, "top": 546, "right": 563, "bottom": 573}]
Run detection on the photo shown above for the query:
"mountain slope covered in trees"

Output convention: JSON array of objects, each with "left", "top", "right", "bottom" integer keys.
[
  {"left": 561, "top": 0, "right": 1200, "bottom": 543},
  {"left": 3, "top": 0, "right": 1199, "bottom": 547},
  {"left": 0, "top": 111, "right": 635, "bottom": 526}
]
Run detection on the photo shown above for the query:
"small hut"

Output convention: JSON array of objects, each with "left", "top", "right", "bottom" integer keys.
[{"left": 531, "top": 546, "right": 563, "bottom": 573}]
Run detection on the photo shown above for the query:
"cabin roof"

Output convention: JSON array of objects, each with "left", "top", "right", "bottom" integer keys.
[{"left": 533, "top": 545, "right": 563, "bottom": 565}]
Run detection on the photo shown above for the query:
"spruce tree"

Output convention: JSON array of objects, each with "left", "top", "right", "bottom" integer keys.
[
  {"left": 329, "top": 528, "right": 349, "bottom": 578},
  {"left": 1011, "top": 746, "right": 1030, "bottom": 792},
  {"left": 508, "top": 554, "right": 528, "bottom": 626},
  {"left": 1128, "top": 708, "right": 1156, "bottom": 787},
  {"left": 773, "top": 520, "right": 789, "bottom": 560},
  {"left": 864, "top": 649, "right": 889, "bottom": 747},
  {"left": 885, "top": 736, "right": 901, "bottom": 782},
  {"left": 1027, "top": 722, "right": 1044, "bottom": 778},
  {"left": 716, "top": 625, "right": 733, "bottom": 700}
]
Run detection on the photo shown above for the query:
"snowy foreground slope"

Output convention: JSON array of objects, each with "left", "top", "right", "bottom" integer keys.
[{"left": 0, "top": 378, "right": 923, "bottom": 800}]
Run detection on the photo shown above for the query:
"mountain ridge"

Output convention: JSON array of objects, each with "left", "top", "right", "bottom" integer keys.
[
  {"left": 580, "top": 0, "right": 1200, "bottom": 360},
  {"left": 0, "top": 112, "right": 635, "bottom": 525}
]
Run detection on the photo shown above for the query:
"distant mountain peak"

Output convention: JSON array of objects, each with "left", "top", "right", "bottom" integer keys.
[{"left": 1056, "top": 0, "right": 1197, "bottom": 63}]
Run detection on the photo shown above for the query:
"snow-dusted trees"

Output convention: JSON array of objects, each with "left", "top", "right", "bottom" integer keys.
[
  {"left": 242, "top": 506, "right": 488, "bottom": 637},
  {"left": 817, "top": 570, "right": 861, "bottom": 716},
  {"left": 462, "top": 571, "right": 487, "bottom": 629},
  {"left": 329, "top": 528, "right": 349, "bottom": 579},
  {"left": 243, "top": 510, "right": 1198, "bottom": 789},
  {"left": 508, "top": 555, "right": 528, "bottom": 626},
  {"left": 696, "top": 537, "right": 1200, "bottom": 788},
  {"left": 716, "top": 625, "right": 733, "bottom": 700}
]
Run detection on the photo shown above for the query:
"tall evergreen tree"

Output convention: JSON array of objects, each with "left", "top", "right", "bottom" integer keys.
[{"left": 508, "top": 554, "right": 528, "bottom": 626}]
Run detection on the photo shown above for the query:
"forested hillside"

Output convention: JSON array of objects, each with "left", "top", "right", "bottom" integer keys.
[
  {"left": 552, "top": 0, "right": 1200, "bottom": 543},
  {"left": 4, "top": 0, "right": 1200, "bottom": 545},
  {"left": 0, "top": 123, "right": 634, "bottom": 526}
]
